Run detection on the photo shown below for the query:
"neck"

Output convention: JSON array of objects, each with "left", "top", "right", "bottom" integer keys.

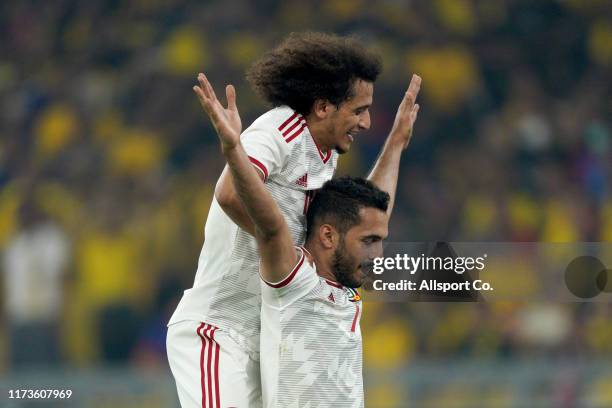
[
  {"left": 303, "top": 241, "right": 337, "bottom": 283},
  {"left": 305, "top": 112, "right": 332, "bottom": 152}
]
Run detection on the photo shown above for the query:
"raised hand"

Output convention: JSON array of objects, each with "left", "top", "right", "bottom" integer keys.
[
  {"left": 391, "top": 74, "right": 421, "bottom": 149},
  {"left": 193, "top": 73, "right": 242, "bottom": 151}
]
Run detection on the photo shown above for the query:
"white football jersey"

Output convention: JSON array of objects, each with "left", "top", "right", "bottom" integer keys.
[
  {"left": 169, "top": 106, "right": 338, "bottom": 355},
  {"left": 260, "top": 247, "right": 364, "bottom": 408}
]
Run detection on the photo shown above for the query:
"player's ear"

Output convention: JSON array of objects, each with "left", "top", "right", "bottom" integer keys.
[
  {"left": 312, "top": 99, "right": 334, "bottom": 119},
  {"left": 318, "top": 224, "right": 338, "bottom": 249}
]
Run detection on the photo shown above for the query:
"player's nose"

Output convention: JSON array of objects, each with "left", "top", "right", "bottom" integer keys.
[
  {"left": 358, "top": 110, "right": 371, "bottom": 130},
  {"left": 366, "top": 243, "right": 383, "bottom": 260}
]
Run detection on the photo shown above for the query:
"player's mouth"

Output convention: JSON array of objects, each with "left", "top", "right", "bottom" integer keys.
[{"left": 346, "top": 131, "right": 358, "bottom": 142}]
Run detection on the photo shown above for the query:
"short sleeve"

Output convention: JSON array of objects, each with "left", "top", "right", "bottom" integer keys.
[
  {"left": 241, "top": 125, "right": 291, "bottom": 182},
  {"left": 261, "top": 247, "right": 319, "bottom": 308}
]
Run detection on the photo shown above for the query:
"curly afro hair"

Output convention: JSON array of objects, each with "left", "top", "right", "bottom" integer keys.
[{"left": 246, "top": 32, "right": 382, "bottom": 116}]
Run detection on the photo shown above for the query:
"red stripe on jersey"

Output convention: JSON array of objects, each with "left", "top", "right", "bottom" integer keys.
[
  {"left": 197, "top": 323, "right": 207, "bottom": 408},
  {"left": 282, "top": 117, "right": 304, "bottom": 137},
  {"left": 321, "top": 149, "right": 332, "bottom": 164},
  {"left": 248, "top": 156, "right": 268, "bottom": 181},
  {"left": 285, "top": 123, "right": 307, "bottom": 143},
  {"left": 325, "top": 279, "right": 343, "bottom": 289},
  {"left": 310, "top": 132, "right": 332, "bottom": 163},
  {"left": 265, "top": 247, "right": 305, "bottom": 288},
  {"left": 351, "top": 304, "right": 360, "bottom": 332},
  {"left": 278, "top": 112, "right": 298, "bottom": 131}
]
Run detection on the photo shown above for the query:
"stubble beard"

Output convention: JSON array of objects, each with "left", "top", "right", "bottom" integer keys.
[{"left": 331, "top": 237, "right": 362, "bottom": 288}]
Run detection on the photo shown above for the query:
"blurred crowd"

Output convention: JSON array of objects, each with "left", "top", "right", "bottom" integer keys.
[{"left": 1, "top": 0, "right": 611, "bottom": 405}]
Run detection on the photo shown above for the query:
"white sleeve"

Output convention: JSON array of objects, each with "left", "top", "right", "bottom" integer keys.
[
  {"left": 241, "top": 125, "right": 291, "bottom": 182},
  {"left": 260, "top": 247, "right": 319, "bottom": 308}
]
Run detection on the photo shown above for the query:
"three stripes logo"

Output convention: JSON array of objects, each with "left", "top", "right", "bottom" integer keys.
[{"left": 278, "top": 112, "right": 307, "bottom": 143}]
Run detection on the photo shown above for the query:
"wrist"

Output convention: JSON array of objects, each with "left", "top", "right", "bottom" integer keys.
[
  {"left": 221, "top": 141, "right": 240, "bottom": 155},
  {"left": 388, "top": 130, "right": 409, "bottom": 149}
]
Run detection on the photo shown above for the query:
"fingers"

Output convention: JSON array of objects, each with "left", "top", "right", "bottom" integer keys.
[
  {"left": 226, "top": 84, "right": 237, "bottom": 111},
  {"left": 194, "top": 73, "right": 237, "bottom": 113},
  {"left": 197, "top": 73, "right": 217, "bottom": 101},
  {"left": 402, "top": 74, "right": 422, "bottom": 110},
  {"left": 193, "top": 85, "right": 211, "bottom": 113},
  {"left": 193, "top": 85, "right": 205, "bottom": 101},
  {"left": 407, "top": 74, "right": 421, "bottom": 97}
]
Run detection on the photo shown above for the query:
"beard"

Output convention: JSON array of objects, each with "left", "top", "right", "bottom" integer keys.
[{"left": 331, "top": 238, "right": 363, "bottom": 288}]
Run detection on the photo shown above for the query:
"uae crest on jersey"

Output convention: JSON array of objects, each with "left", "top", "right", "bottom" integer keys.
[{"left": 346, "top": 288, "right": 361, "bottom": 302}]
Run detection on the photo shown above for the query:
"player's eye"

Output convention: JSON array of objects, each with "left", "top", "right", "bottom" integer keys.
[{"left": 362, "top": 236, "right": 380, "bottom": 245}]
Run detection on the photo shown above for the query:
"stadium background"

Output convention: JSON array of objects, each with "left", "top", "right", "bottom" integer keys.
[{"left": 1, "top": 0, "right": 611, "bottom": 406}]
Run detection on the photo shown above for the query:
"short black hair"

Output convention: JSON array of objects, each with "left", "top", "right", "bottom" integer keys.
[
  {"left": 306, "top": 176, "right": 389, "bottom": 241},
  {"left": 246, "top": 32, "right": 382, "bottom": 116}
]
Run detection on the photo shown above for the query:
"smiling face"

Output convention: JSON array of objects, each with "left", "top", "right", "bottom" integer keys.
[
  {"left": 332, "top": 207, "right": 388, "bottom": 288},
  {"left": 324, "top": 79, "right": 374, "bottom": 154}
]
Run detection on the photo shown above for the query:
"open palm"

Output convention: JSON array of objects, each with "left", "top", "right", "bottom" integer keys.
[
  {"left": 392, "top": 74, "right": 421, "bottom": 149},
  {"left": 193, "top": 73, "right": 242, "bottom": 151}
]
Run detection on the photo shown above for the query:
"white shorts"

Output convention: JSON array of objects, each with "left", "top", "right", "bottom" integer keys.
[{"left": 167, "top": 320, "right": 262, "bottom": 408}]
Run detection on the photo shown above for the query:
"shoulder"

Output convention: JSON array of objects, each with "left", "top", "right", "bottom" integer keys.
[
  {"left": 261, "top": 246, "right": 319, "bottom": 306},
  {"left": 246, "top": 106, "right": 307, "bottom": 145},
  {"left": 263, "top": 247, "right": 311, "bottom": 289}
]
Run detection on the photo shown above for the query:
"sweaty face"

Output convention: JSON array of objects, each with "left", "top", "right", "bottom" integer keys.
[
  {"left": 326, "top": 79, "right": 373, "bottom": 154},
  {"left": 331, "top": 207, "right": 388, "bottom": 288}
]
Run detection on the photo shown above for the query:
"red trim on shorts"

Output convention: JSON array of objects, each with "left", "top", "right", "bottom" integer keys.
[
  {"left": 206, "top": 326, "right": 215, "bottom": 408},
  {"left": 248, "top": 156, "right": 268, "bottom": 181},
  {"left": 197, "top": 323, "right": 207, "bottom": 407},
  {"left": 212, "top": 329, "right": 220, "bottom": 408},
  {"left": 264, "top": 247, "right": 305, "bottom": 288},
  {"left": 351, "top": 304, "right": 360, "bottom": 332},
  {"left": 197, "top": 323, "right": 220, "bottom": 408}
]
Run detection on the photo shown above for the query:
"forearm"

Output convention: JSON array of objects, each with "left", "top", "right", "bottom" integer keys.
[
  {"left": 366, "top": 132, "right": 405, "bottom": 215},
  {"left": 193, "top": 73, "right": 297, "bottom": 281},
  {"left": 222, "top": 144, "right": 286, "bottom": 239},
  {"left": 215, "top": 166, "right": 256, "bottom": 236},
  {"left": 217, "top": 196, "right": 257, "bottom": 236}
]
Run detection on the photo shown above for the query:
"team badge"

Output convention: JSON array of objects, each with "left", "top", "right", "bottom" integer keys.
[{"left": 346, "top": 288, "right": 361, "bottom": 302}]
